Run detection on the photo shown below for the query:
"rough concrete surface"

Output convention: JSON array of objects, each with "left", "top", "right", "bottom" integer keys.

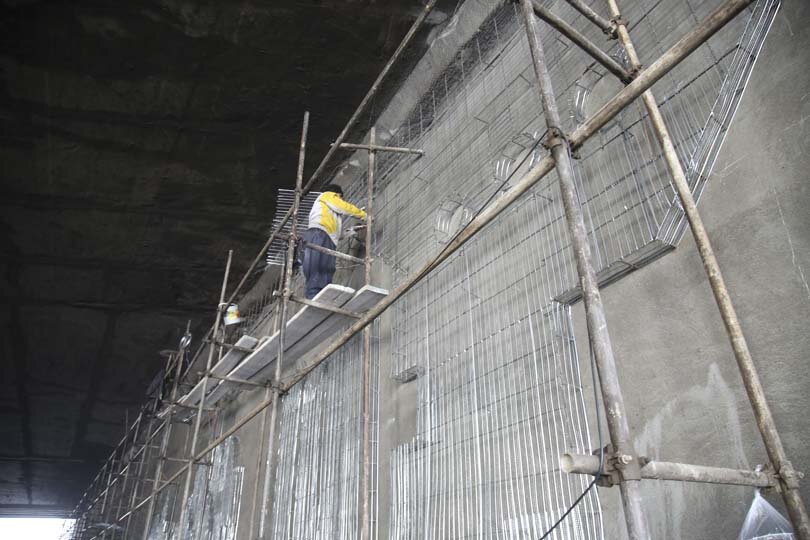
[{"left": 570, "top": 1, "right": 810, "bottom": 537}]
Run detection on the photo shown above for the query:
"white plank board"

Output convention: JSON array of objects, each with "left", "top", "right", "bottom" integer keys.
[
  {"left": 177, "top": 335, "right": 259, "bottom": 408},
  {"left": 197, "top": 285, "right": 356, "bottom": 408},
  {"left": 284, "top": 285, "right": 387, "bottom": 362},
  {"left": 251, "top": 285, "right": 388, "bottom": 382}
]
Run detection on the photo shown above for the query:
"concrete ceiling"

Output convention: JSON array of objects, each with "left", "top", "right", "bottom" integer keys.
[{"left": 0, "top": 0, "right": 452, "bottom": 516}]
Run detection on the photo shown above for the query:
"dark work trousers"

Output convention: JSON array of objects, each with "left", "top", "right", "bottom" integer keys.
[{"left": 301, "top": 228, "right": 337, "bottom": 299}]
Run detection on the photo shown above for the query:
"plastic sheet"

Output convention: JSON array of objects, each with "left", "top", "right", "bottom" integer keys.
[{"left": 739, "top": 491, "right": 794, "bottom": 540}]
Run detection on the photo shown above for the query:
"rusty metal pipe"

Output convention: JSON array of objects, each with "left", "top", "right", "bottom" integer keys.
[{"left": 359, "top": 127, "right": 376, "bottom": 540}]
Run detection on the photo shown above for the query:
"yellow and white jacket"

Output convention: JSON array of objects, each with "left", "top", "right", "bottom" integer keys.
[{"left": 308, "top": 191, "right": 366, "bottom": 246}]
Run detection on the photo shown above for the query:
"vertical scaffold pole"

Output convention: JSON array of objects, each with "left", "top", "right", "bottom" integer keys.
[
  {"left": 360, "top": 127, "right": 376, "bottom": 540},
  {"left": 250, "top": 282, "right": 283, "bottom": 537},
  {"left": 122, "top": 398, "right": 158, "bottom": 540},
  {"left": 176, "top": 250, "right": 232, "bottom": 539},
  {"left": 112, "top": 410, "right": 143, "bottom": 537},
  {"left": 96, "top": 460, "right": 115, "bottom": 540},
  {"left": 604, "top": 0, "right": 810, "bottom": 535},
  {"left": 140, "top": 343, "right": 188, "bottom": 540},
  {"left": 518, "top": 1, "right": 650, "bottom": 538},
  {"left": 258, "top": 111, "right": 309, "bottom": 539}
]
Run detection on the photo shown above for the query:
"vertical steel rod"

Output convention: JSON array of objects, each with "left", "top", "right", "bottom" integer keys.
[
  {"left": 519, "top": 1, "right": 650, "bottom": 538},
  {"left": 175, "top": 250, "right": 232, "bottom": 537},
  {"left": 605, "top": 0, "right": 810, "bottom": 535},
  {"left": 258, "top": 111, "right": 309, "bottom": 539},
  {"left": 360, "top": 127, "right": 376, "bottom": 540}
]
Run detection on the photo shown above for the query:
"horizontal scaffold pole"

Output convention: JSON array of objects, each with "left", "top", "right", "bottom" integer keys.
[
  {"left": 561, "top": 453, "right": 777, "bottom": 489},
  {"left": 335, "top": 142, "right": 424, "bottom": 155}
]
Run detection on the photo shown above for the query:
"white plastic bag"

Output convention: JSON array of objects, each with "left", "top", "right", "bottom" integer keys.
[{"left": 739, "top": 491, "right": 794, "bottom": 540}]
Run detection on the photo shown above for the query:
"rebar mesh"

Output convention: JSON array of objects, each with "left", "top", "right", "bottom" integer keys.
[
  {"left": 177, "top": 437, "right": 244, "bottom": 540},
  {"left": 266, "top": 190, "right": 322, "bottom": 267},
  {"left": 269, "top": 326, "right": 380, "bottom": 539},
  {"left": 339, "top": 0, "right": 779, "bottom": 538}
]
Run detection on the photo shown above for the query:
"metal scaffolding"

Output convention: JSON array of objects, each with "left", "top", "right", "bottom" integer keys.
[{"left": 62, "top": 0, "right": 807, "bottom": 539}]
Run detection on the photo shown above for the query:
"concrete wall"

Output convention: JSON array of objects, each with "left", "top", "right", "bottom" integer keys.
[{"left": 570, "top": 1, "right": 810, "bottom": 537}]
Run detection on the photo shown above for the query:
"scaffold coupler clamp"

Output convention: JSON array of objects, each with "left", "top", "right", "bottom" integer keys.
[
  {"left": 542, "top": 127, "right": 580, "bottom": 159},
  {"left": 608, "top": 15, "right": 626, "bottom": 39},
  {"left": 595, "top": 444, "right": 642, "bottom": 486},
  {"left": 626, "top": 63, "right": 642, "bottom": 82},
  {"left": 754, "top": 463, "right": 781, "bottom": 493},
  {"left": 778, "top": 460, "right": 803, "bottom": 491},
  {"left": 615, "top": 449, "right": 643, "bottom": 482},
  {"left": 269, "top": 380, "right": 287, "bottom": 396},
  {"left": 591, "top": 445, "right": 617, "bottom": 487},
  {"left": 541, "top": 127, "right": 567, "bottom": 150}
]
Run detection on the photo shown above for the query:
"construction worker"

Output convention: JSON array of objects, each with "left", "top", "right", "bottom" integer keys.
[{"left": 301, "top": 184, "right": 366, "bottom": 299}]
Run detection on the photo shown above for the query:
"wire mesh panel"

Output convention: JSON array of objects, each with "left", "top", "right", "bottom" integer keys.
[
  {"left": 177, "top": 437, "right": 244, "bottom": 540},
  {"left": 333, "top": 0, "right": 779, "bottom": 538},
  {"left": 362, "top": 0, "right": 777, "bottom": 298},
  {"left": 388, "top": 189, "right": 602, "bottom": 539},
  {"left": 269, "top": 328, "right": 381, "bottom": 540},
  {"left": 146, "top": 487, "right": 178, "bottom": 540},
  {"left": 266, "top": 189, "right": 322, "bottom": 267}
]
